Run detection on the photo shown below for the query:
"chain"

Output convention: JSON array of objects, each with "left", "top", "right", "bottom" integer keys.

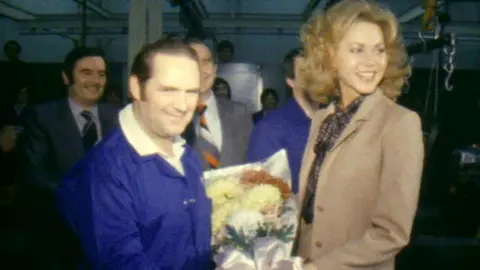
[{"left": 442, "top": 33, "right": 456, "bottom": 91}]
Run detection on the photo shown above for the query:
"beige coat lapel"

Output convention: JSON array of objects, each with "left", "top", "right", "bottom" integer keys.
[
  {"left": 329, "top": 91, "right": 381, "bottom": 151},
  {"left": 297, "top": 91, "right": 383, "bottom": 209},
  {"left": 297, "top": 104, "right": 332, "bottom": 212}
]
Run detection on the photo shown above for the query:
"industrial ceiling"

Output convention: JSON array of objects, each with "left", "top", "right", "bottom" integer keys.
[{"left": 1, "top": 0, "right": 480, "bottom": 40}]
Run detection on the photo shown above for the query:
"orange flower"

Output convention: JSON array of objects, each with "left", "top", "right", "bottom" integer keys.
[{"left": 241, "top": 170, "right": 292, "bottom": 200}]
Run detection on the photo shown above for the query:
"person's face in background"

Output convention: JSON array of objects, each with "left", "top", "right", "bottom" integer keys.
[
  {"left": 218, "top": 48, "right": 233, "bottom": 63},
  {"left": 63, "top": 56, "right": 107, "bottom": 107},
  {"left": 130, "top": 54, "right": 200, "bottom": 140},
  {"left": 213, "top": 82, "right": 231, "bottom": 100},
  {"left": 262, "top": 93, "right": 278, "bottom": 110},
  {"left": 5, "top": 44, "right": 20, "bottom": 61},
  {"left": 190, "top": 43, "right": 217, "bottom": 94},
  {"left": 17, "top": 88, "right": 28, "bottom": 105}
]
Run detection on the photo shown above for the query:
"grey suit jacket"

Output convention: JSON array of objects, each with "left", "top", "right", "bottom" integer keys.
[
  {"left": 22, "top": 98, "right": 119, "bottom": 194},
  {"left": 191, "top": 97, "right": 253, "bottom": 170}
]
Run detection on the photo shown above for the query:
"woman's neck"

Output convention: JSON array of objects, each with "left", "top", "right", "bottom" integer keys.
[{"left": 339, "top": 89, "right": 360, "bottom": 109}]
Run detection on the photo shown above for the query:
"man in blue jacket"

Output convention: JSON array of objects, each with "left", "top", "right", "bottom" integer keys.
[
  {"left": 248, "top": 48, "right": 317, "bottom": 194},
  {"left": 57, "top": 38, "right": 212, "bottom": 269}
]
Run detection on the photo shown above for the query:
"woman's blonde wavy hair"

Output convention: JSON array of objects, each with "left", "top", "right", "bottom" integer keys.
[{"left": 298, "top": 0, "right": 411, "bottom": 103}]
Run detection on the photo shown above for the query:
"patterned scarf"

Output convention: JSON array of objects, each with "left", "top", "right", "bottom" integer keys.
[{"left": 302, "top": 97, "right": 364, "bottom": 224}]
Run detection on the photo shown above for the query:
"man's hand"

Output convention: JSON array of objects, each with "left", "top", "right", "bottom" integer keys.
[{"left": 1, "top": 126, "right": 18, "bottom": 152}]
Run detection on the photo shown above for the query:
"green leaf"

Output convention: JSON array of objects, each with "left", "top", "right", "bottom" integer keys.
[{"left": 225, "top": 225, "right": 253, "bottom": 254}]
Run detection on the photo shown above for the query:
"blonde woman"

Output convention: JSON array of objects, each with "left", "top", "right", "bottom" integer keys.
[{"left": 296, "top": 0, "right": 424, "bottom": 269}]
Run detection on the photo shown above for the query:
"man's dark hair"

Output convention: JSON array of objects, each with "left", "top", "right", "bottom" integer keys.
[
  {"left": 184, "top": 37, "right": 216, "bottom": 63},
  {"left": 260, "top": 88, "right": 279, "bottom": 104},
  {"left": 283, "top": 48, "right": 303, "bottom": 80},
  {"left": 183, "top": 36, "right": 204, "bottom": 46},
  {"left": 165, "top": 32, "right": 181, "bottom": 39},
  {"left": 63, "top": 46, "right": 106, "bottom": 82},
  {"left": 216, "top": 40, "right": 234, "bottom": 53},
  {"left": 130, "top": 37, "right": 199, "bottom": 88},
  {"left": 3, "top": 40, "right": 21, "bottom": 54},
  {"left": 213, "top": 77, "right": 232, "bottom": 99}
]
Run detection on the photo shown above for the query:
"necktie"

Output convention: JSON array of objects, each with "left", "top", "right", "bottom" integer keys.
[
  {"left": 81, "top": 110, "right": 98, "bottom": 151},
  {"left": 196, "top": 104, "right": 220, "bottom": 169}
]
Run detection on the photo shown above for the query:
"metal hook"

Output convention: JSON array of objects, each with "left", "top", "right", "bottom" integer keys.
[
  {"left": 444, "top": 73, "right": 453, "bottom": 91},
  {"left": 418, "top": 32, "right": 427, "bottom": 53},
  {"left": 434, "top": 17, "right": 442, "bottom": 39}
]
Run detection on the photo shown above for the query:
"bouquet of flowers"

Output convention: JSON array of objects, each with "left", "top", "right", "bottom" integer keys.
[{"left": 204, "top": 150, "right": 303, "bottom": 270}]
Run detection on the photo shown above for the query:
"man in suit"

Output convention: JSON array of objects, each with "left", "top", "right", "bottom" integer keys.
[
  {"left": 185, "top": 38, "right": 252, "bottom": 170},
  {"left": 22, "top": 46, "right": 118, "bottom": 269}
]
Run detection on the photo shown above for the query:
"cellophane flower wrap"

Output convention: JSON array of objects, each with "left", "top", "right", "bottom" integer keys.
[{"left": 204, "top": 150, "right": 303, "bottom": 270}]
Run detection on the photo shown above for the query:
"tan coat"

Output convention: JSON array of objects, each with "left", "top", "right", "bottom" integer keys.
[{"left": 296, "top": 90, "right": 424, "bottom": 270}]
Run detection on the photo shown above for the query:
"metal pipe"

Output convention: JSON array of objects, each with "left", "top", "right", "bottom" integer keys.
[
  {"left": 72, "top": 0, "right": 111, "bottom": 18},
  {"left": 0, "top": 0, "right": 37, "bottom": 20},
  {"left": 19, "top": 30, "right": 298, "bottom": 36},
  {"left": 398, "top": 5, "right": 424, "bottom": 23},
  {"left": 405, "top": 34, "right": 480, "bottom": 42},
  {"left": 18, "top": 29, "right": 480, "bottom": 42},
  {"left": 179, "top": 0, "right": 208, "bottom": 39},
  {"left": 80, "top": 0, "right": 87, "bottom": 46},
  {"left": 17, "top": 13, "right": 480, "bottom": 36},
  {"left": 406, "top": 34, "right": 451, "bottom": 55}
]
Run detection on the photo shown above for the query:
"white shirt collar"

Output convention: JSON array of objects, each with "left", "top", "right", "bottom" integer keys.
[
  {"left": 199, "top": 91, "right": 223, "bottom": 150},
  {"left": 68, "top": 98, "right": 99, "bottom": 118},
  {"left": 204, "top": 91, "right": 219, "bottom": 119}
]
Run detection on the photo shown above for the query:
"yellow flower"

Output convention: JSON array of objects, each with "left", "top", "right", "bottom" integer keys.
[
  {"left": 241, "top": 184, "right": 283, "bottom": 211},
  {"left": 206, "top": 178, "right": 244, "bottom": 207},
  {"left": 212, "top": 200, "right": 241, "bottom": 234}
]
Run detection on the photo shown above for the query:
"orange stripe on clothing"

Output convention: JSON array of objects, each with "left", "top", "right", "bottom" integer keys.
[{"left": 203, "top": 151, "right": 220, "bottom": 168}]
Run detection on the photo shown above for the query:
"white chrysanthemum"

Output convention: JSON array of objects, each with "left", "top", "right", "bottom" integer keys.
[
  {"left": 227, "top": 209, "right": 264, "bottom": 237},
  {"left": 212, "top": 201, "right": 241, "bottom": 235},
  {"left": 206, "top": 178, "right": 243, "bottom": 207},
  {"left": 241, "top": 184, "right": 283, "bottom": 211}
]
